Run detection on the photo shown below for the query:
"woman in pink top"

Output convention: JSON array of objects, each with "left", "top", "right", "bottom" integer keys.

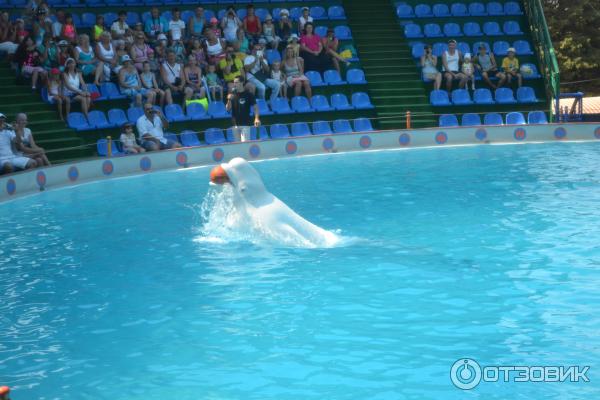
[
  {"left": 299, "top": 22, "right": 332, "bottom": 73},
  {"left": 321, "top": 27, "right": 350, "bottom": 73}
]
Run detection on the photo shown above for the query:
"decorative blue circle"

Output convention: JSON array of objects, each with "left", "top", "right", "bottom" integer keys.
[
  {"left": 36, "top": 171, "right": 47, "bottom": 187},
  {"left": 399, "top": 133, "right": 410, "bottom": 146},
  {"left": 102, "top": 160, "right": 114, "bottom": 175},
  {"left": 68, "top": 166, "right": 79, "bottom": 181},
  {"left": 249, "top": 144, "right": 260, "bottom": 158},
  {"left": 475, "top": 128, "right": 487, "bottom": 141},
  {"left": 6, "top": 178, "right": 16, "bottom": 195},
  {"left": 176, "top": 151, "right": 188, "bottom": 166},
  {"left": 595, "top": 127, "right": 600, "bottom": 139},
  {"left": 435, "top": 132, "right": 448, "bottom": 144},
  {"left": 212, "top": 148, "right": 224, "bottom": 162},
  {"left": 359, "top": 135, "right": 372, "bottom": 149},
  {"left": 285, "top": 141, "right": 297, "bottom": 154},
  {"left": 514, "top": 128, "right": 526, "bottom": 141},
  {"left": 554, "top": 127, "right": 567, "bottom": 139},
  {"left": 323, "top": 138, "right": 334, "bottom": 150},
  {"left": 140, "top": 157, "right": 152, "bottom": 171}
]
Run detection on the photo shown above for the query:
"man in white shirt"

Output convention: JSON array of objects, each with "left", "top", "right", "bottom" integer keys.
[
  {"left": 298, "top": 7, "right": 313, "bottom": 34},
  {"left": 168, "top": 8, "right": 186, "bottom": 42},
  {"left": 51, "top": 9, "right": 64, "bottom": 38},
  {"left": 0, "top": 113, "right": 37, "bottom": 174},
  {"left": 136, "top": 104, "right": 181, "bottom": 151}
]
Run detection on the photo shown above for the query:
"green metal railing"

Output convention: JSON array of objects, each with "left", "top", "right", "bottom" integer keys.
[{"left": 523, "top": 0, "right": 560, "bottom": 118}]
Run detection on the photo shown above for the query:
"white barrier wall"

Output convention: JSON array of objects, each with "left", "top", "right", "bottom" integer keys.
[{"left": 1, "top": 122, "right": 599, "bottom": 202}]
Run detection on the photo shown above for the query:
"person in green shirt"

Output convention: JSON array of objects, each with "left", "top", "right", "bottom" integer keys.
[{"left": 501, "top": 47, "right": 522, "bottom": 88}]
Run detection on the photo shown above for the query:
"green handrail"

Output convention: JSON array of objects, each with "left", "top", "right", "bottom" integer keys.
[{"left": 523, "top": 0, "right": 560, "bottom": 118}]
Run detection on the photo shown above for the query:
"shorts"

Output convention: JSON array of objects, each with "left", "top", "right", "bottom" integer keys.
[
  {"left": 22, "top": 65, "right": 46, "bottom": 76},
  {"left": 141, "top": 139, "right": 177, "bottom": 150},
  {"left": 423, "top": 72, "right": 439, "bottom": 80},
  {"left": 231, "top": 126, "right": 252, "bottom": 142},
  {"left": 121, "top": 88, "right": 147, "bottom": 98},
  {"left": 1, "top": 156, "right": 31, "bottom": 169}
]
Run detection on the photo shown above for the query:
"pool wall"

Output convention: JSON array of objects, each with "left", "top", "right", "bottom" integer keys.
[{"left": 1, "top": 122, "right": 599, "bottom": 202}]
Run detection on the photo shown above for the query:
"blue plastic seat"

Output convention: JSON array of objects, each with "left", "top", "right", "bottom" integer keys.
[
  {"left": 310, "top": 6, "right": 326, "bottom": 20},
  {"left": 484, "top": 112, "right": 504, "bottom": 125},
  {"left": 204, "top": 128, "right": 226, "bottom": 144},
  {"left": 312, "top": 120, "right": 333, "bottom": 135},
  {"left": 430, "top": 89, "right": 451, "bottom": 106},
  {"left": 181, "top": 10, "right": 193, "bottom": 22},
  {"left": 451, "top": 89, "right": 473, "bottom": 105},
  {"left": 457, "top": 41, "right": 470, "bottom": 55},
  {"left": 397, "top": 4, "right": 415, "bottom": 18},
  {"left": 324, "top": 69, "right": 347, "bottom": 85},
  {"left": 103, "top": 12, "right": 117, "bottom": 26},
  {"left": 517, "top": 86, "right": 538, "bottom": 103},
  {"left": 291, "top": 96, "right": 313, "bottom": 113},
  {"left": 311, "top": 95, "right": 334, "bottom": 112},
  {"left": 186, "top": 102, "right": 210, "bottom": 120},
  {"left": 255, "top": 8, "right": 269, "bottom": 20},
  {"left": 328, "top": 5, "right": 346, "bottom": 20},
  {"left": 463, "top": 22, "right": 482, "bottom": 37},
  {"left": 461, "top": 113, "right": 481, "bottom": 126},
  {"left": 493, "top": 40, "right": 509, "bottom": 56},
  {"left": 503, "top": 21, "right": 523, "bottom": 35},
  {"left": 346, "top": 68, "right": 367, "bottom": 84},
  {"left": 252, "top": 126, "right": 268, "bottom": 140},
  {"left": 97, "top": 139, "right": 124, "bottom": 156},
  {"left": 314, "top": 25, "right": 328, "bottom": 38},
  {"left": 270, "top": 97, "right": 294, "bottom": 114},
  {"left": 451, "top": 3, "right": 468, "bottom": 16},
  {"left": 265, "top": 49, "right": 281, "bottom": 64},
  {"left": 88, "top": 110, "right": 114, "bottom": 129},
  {"left": 472, "top": 41, "right": 490, "bottom": 54},
  {"left": 269, "top": 124, "right": 291, "bottom": 138},
  {"left": 415, "top": 4, "right": 433, "bottom": 18},
  {"left": 487, "top": 2, "right": 504, "bottom": 15},
  {"left": 333, "top": 119, "right": 353, "bottom": 134},
  {"left": 161, "top": 11, "right": 172, "bottom": 21},
  {"left": 164, "top": 132, "right": 179, "bottom": 145},
  {"left": 468, "top": 2, "right": 487, "bottom": 16},
  {"left": 473, "top": 88, "right": 495, "bottom": 104},
  {"left": 504, "top": 1, "right": 523, "bottom": 15},
  {"left": 353, "top": 118, "right": 374, "bottom": 132},
  {"left": 514, "top": 40, "right": 533, "bottom": 55},
  {"left": 404, "top": 23, "right": 423, "bottom": 38},
  {"left": 424, "top": 23, "right": 443, "bottom": 38},
  {"left": 495, "top": 88, "right": 517, "bottom": 104},
  {"left": 305, "top": 70, "right": 325, "bottom": 87},
  {"left": 291, "top": 122, "right": 312, "bottom": 137},
  {"left": 439, "top": 114, "right": 459, "bottom": 127},
  {"left": 506, "top": 112, "right": 526, "bottom": 125},
  {"left": 330, "top": 93, "right": 353, "bottom": 110},
  {"left": 252, "top": 98, "right": 274, "bottom": 116},
  {"left": 520, "top": 63, "right": 541, "bottom": 79},
  {"left": 483, "top": 21, "right": 502, "bottom": 36},
  {"left": 528, "top": 111, "right": 548, "bottom": 124},
  {"left": 412, "top": 42, "right": 425, "bottom": 58},
  {"left": 207, "top": 101, "right": 231, "bottom": 118},
  {"left": 289, "top": 7, "right": 301, "bottom": 20},
  {"left": 443, "top": 23, "right": 462, "bottom": 37},
  {"left": 126, "top": 11, "right": 139, "bottom": 26},
  {"left": 433, "top": 3, "right": 450, "bottom": 17},
  {"left": 86, "top": 83, "right": 106, "bottom": 101},
  {"left": 432, "top": 42, "right": 448, "bottom": 57},
  {"left": 181, "top": 130, "right": 202, "bottom": 146},
  {"left": 351, "top": 92, "right": 375, "bottom": 109},
  {"left": 127, "top": 106, "right": 143, "bottom": 123},
  {"left": 81, "top": 12, "right": 95, "bottom": 28},
  {"left": 67, "top": 112, "right": 93, "bottom": 131},
  {"left": 334, "top": 25, "right": 352, "bottom": 40},
  {"left": 101, "top": 82, "right": 126, "bottom": 100},
  {"left": 107, "top": 109, "right": 128, "bottom": 127},
  {"left": 165, "top": 104, "right": 190, "bottom": 122}
]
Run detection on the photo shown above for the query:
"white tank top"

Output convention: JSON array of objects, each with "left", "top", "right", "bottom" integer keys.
[
  {"left": 98, "top": 42, "right": 114, "bottom": 60},
  {"left": 162, "top": 61, "right": 181, "bottom": 84},
  {"left": 66, "top": 72, "right": 80, "bottom": 90},
  {"left": 205, "top": 39, "right": 223, "bottom": 56},
  {"left": 444, "top": 50, "right": 459, "bottom": 72}
]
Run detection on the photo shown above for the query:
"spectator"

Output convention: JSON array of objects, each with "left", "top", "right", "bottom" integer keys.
[
  {"left": 38, "top": 33, "right": 59, "bottom": 70},
  {"left": 147, "top": 48, "right": 159, "bottom": 73},
  {"left": 204, "top": 27, "right": 226, "bottom": 64},
  {"left": 60, "top": 13, "right": 77, "bottom": 44},
  {"left": 474, "top": 44, "right": 505, "bottom": 89},
  {"left": 168, "top": 8, "right": 185, "bottom": 42},
  {"left": 154, "top": 33, "right": 168, "bottom": 62},
  {"left": 261, "top": 14, "right": 279, "bottom": 50},
  {"left": 111, "top": 11, "right": 130, "bottom": 42},
  {"left": 96, "top": 31, "right": 118, "bottom": 80},
  {"left": 0, "top": 12, "right": 19, "bottom": 55},
  {"left": 245, "top": 45, "right": 281, "bottom": 103},
  {"left": 132, "top": 22, "right": 146, "bottom": 42},
  {"left": 225, "top": 76, "right": 259, "bottom": 142},
  {"left": 188, "top": 7, "right": 205, "bottom": 39},
  {"left": 243, "top": 4, "right": 262, "bottom": 44},
  {"left": 270, "top": 60, "right": 286, "bottom": 97},
  {"left": 119, "top": 55, "right": 145, "bottom": 107},
  {"left": 322, "top": 27, "right": 350, "bottom": 73},
  {"left": 14, "top": 112, "right": 50, "bottom": 166},
  {"left": 205, "top": 63, "right": 223, "bottom": 101},
  {"left": 442, "top": 39, "right": 466, "bottom": 91},
  {"left": 221, "top": 6, "right": 242, "bottom": 43},
  {"left": 32, "top": 8, "right": 50, "bottom": 46},
  {"left": 15, "top": 18, "right": 29, "bottom": 44},
  {"left": 183, "top": 56, "right": 206, "bottom": 104},
  {"left": 170, "top": 39, "right": 186, "bottom": 64},
  {"left": 56, "top": 39, "right": 71, "bottom": 67},
  {"left": 189, "top": 38, "right": 207, "bottom": 69},
  {"left": 218, "top": 46, "right": 245, "bottom": 92},
  {"left": 287, "top": 33, "right": 300, "bottom": 57},
  {"left": 144, "top": 7, "right": 168, "bottom": 42},
  {"left": 140, "top": 61, "right": 163, "bottom": 106},
  {"left": 15, "top": 36, "right": 47, "bottom": 90},
  {"left": 420, "top": 44, "right": 442, "bottom": 90},
  {"left": 62, "top": 57, "right": 91, "bottom": 117},
  {"left": 160, "top": 50, "right": 185, "bottom": 106},
  {"left": 283, "top": 44, "right": 311, "bottom": 99},
  {"left": 46, "top": 68, "right": 67, "bottom": 120},
  {"left": 298, "top": 7, "right": 313, "bottom": 33},
  {"left": 0, "top": 113, "right": 37, "bottom": 174},
  {"left": 462, "top": 53, "right": 475, "bottom": 90},
  {"left": 92, "top": 14, "right": 105, "bottom": 42},
  {"left": 74, "top": 34, "right": 103, "bottom": 85},
  {"left": 130, "top": 32, "right": 152, "bottom": 72},
  {"left": 277, "top": 9, "right": 293, "bottom": 47},
  {"left": 299, "top": 22, "right": 332, "bottom": 74},
  {"left": 502, "top": 47, "right": 522, "bottom": 88},
  {"left": 208, "top": 17, "right": 221, "bottom": 39},
  {"left": 51, "top": 9, "right": 64, "bottom": 38},
  {"left": 235, "top": 27, "right": 249, "bottom": 54},
  {"left": 119, "top": 122, "right": 145, "bottom": 154},
  {"left": 136, "top": 103, "right": 180, "bottom": 151}
]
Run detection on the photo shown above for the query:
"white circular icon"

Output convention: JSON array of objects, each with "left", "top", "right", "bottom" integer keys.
[{"left": 450, "top": 358, "right": 482, "bottom": 390}]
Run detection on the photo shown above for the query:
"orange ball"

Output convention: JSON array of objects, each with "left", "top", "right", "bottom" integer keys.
[
  {"left": 210, "top": 165, "right": 229, "bottom": 185},
  {"left": 0, "top": 386, "right": 10, "bottom": 395}
]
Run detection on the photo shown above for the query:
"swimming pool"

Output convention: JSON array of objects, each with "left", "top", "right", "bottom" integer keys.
[{"left": 1, "top": 142, "right": 599, "bottom": 399}]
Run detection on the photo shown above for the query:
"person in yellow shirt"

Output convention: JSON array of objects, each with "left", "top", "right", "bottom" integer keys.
[
  {"left": 501, "top": 47, "right": 522, "bottom": 87},
  {"left": 218, "top": 46, "right": 245, "bottom": 93},
  {"left": 93, "top": 14, "right": 105, "bottom": 42}
]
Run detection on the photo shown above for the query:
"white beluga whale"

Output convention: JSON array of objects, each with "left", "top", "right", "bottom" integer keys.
[{"left": 207, "top": 157, "right": 340, "bottom": 248}]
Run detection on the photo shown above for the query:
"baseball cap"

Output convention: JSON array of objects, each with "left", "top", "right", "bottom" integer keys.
[
  {"left": 507, "top": 47, "right": 516, "bottom": 53},
  {"left": 121, "top": 54, "right": 132, "bottom": 62},
  {"left": 243, "top": 55, "right": 256, "bottom": 66},
  {"left": 302, "top": 6, "right": 309, "bottom": 11},
  {"left": 258, "top": 38, "right": 267, "bottom": 45},
  {"left": 210, "top": 17, "right": 218, "bottom": 24},
  {"left": 58, "top": 40, "right": 68, "bottom": 46},
  {"left": 157, "top": 33, "right": 167, "bottom": 41},
  {"left": 279, "top": 8, "right": 289, "bottom": 16},
  {"left": 288, "top": 33, "right": 299, "bottom": 42},
  {"left": 50, "top": 67, "right": 60, "bottom": 75}
]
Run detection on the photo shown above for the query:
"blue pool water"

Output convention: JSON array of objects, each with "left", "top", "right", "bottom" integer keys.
[{"left": 1, "top": 142, "right": 599, "bottom": 399}]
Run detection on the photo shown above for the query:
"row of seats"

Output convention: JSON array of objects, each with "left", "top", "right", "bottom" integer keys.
[
  {"left": 397, "top": 2, "right": 523, "bottom": 18},
  {"left": 411, "top": 40, "right": 534, "bottom": 58},
  {"left": 2, "top": 0, "right": 326, "bottom": 8},
  {"left": 421, "top": 63, "right": 539, "bottom": 82},
  {"left": 439, "top": 110, "right": 548, "bottom": 127},
  {"left": 404, "top": 20, "right": 524, "bottom": 38},
  {"left": 67, "top": 92, "right": 375, "bottom": 130},
  {"left": 430, "top": 87, "right": 538, "bottom": 106},
  {"left": 97, "top": 117, "right": 375, "bottom": 155}
]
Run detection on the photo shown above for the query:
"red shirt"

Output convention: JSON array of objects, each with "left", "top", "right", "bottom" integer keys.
[
  {"left": 300, "top": 33, "right": 321, "bottom": 52},
  {"left": 244, "top": 16, "right": 260, "bottom": 34}
]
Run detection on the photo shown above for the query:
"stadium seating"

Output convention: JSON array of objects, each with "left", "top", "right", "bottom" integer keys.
[
  {"left": 506, "top": 112, "right": 526, "bottom": 125},
  {"left": 67, "top": 112, "right": 94, "bottom": 131},
  {"left": 474, "top": 88, "right": 495, "bottom": 105},
  {"left": 311, "top": 95, "right": 334, "bottom": 112},
  {"left": 324, "top": 69, "right": 347, "bottom": 85},
  {"left": 469, "top": 2, "right": 487, "bottom": 16},
  {"left": 165, "top": 104, "right": 190, "bottom": 122},
  {"left": 291, "top": 122, "right": 312, "bottom": 137},
  {"left": 312, "top": 121, "right": 333, "bottom": 135},
  {"left": 353, "top": 118, "right": 374, "bottom": 132},
  {"left": 331, "top": 93, "right": 353, "bottom": 110},
  {"left": 127, "top": 107, "right": 143, "bottom": 124},
  {"left": 439, "top": 114, "right": 459, "bottom": 127},
  {"left": 527, "top": 111, "right": 548, "bottom": 124},
  {"left": 97, "top": 138, "right": 124, "bottom": 156},
  {"left": 424, "top": 23, "right": 444, "bottom": 38},
  {"left": 433, "top": 4, "right": 451, "bottom": 17},
  {"left": 204, "top": 128, "right": 226, "bottom": 145},
  {"left": 484, "top": 112, "right": 504, "bottom": 125},
  {"left": 88, "top": 110, "right": 114, "bottom": 129},
  {"left": 180, "top": 130, "right": 202, "bottom": 147},
  {"left": 207, "top": 101, "right": 231, "bottom": 118},
  {"left": 483, "top": 21, "right": 502, "bottom": 36},
  {"left": 431, "top": 90, "right": 452, "bottom": 106},
  {"left": 291, "top": 96, "right": 313, "bottom": 113},
  {"left": 503, "top": 21, "right": 523, "bottom": 35},
  {"left": 352, "top": 92, "right": 375, "bottom": 110},
  {"left": 252, "top": 99, "right": 274, "bottom": 116},
  {"left": 305, "top": 70, "right": 326, "bottom": 87},
  {"left": 346, "top": 69, "right": 368, "bottom": 85},
  {"left": 186, "top": 103, "right": 210, "bottom": 120},
  {"left": 415, "top": 4, "right": 433, "bottom": 18},
  {"left": 270, "top": 97, "right": 294, "bottom": 114},
  {"left": 269, "top": 124, "right": 291, "bottom": 138},
  {"left": 451, "top": 89, "right": 473, "bottom": 105},
  {"left": 333, "top": 119, "right": 353, "bottom": 134},
  {"left": 495, "top": 88, "right": 517, "bottom": 104},
  {"left": 404, "top": 23, "right": 424, "bottom": 38},
  {"left": 461, "top": 113, "right": 482, "bottom": 126},
  {"left": 108, "top": 108, "right": 128, "bottom": 127}
]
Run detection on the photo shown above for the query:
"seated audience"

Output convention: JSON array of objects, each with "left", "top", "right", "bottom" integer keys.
[
  {"left": 204, "top": 27, "right": 226, "bottom": 64},
  {"left": 74, "top": 34, "right": 103, "bottom": 85},
  {"left": 136, "top": 103, "right": 180, "bottom": 151},
  {"left": 421, "top": 44, "right": 442, "bottom": 90},
  {"left": 243, "top": 4, "right": 262, "bottom": 44},
  {"left": 188, "top": 7, "right": 205, "bottom": 40},
  {"left": 298, "top": 6, "right": 313, "bottom": 33},
  {"left": 118, "top": 55, "right": 145, "bottom": 107},
  {"left": 119, "top": 122, "right": 145, "bottom": 154},
  {"left": 0, "top": 12, "right": 19, "bottom": 55},
  {"left": 322, "top": 27, "right": 350, "bottom": 73},
  {"left": 221, "top": 6, "right": 242, "bottom": 43},
  {"left": 474, "top": 44, "right": 505, "bottom": 89},
  {"left": 160, "top": 49, "right": 186, "bottom": 106},
  {"left": 189, "top": 38, "right": 207, "bottom": 70},
  {"left": 140, "top": 61, "right": 164, "bottom": 106},
  {"left": 277, "top": 9, "right": 293, "bottom": 48},
  {"left": 96, "top": 31, "right": 118, "bottom": 80},
  {"left": 111, "top": 11, "right": 130, "bottom": 42},
  {"left": 46, "top": 68, "right": 68, "bottom": 120},
  {"left": 502, "top": 47, "right": 522, "bottom": 88},
  {"left": 299, "top": 23, "right": 332, "bottom": 74},
  {"left": 442, "top": 39, "right": 466, "bottom": 91},
  {"left": 0, "top": 113, "right": 37, "bottom": 174},
  {"left": 246, "top": 43, "right": 280, "bottom": 102},
  {"left": 144, "top": 7, "right": 168, "bottom": 42},
  {"left": 60, "top": 13, "right": 77, "bottom": 44},
  {"left": 62, "top": 57, "right": 91, "bottom": 117},
  {"left": 235, "top": 27, "right": 249, "bottom": 54},
  {"left": 183, "top": 57, "right": 206, "bottom": 103},
  {"left": 51, "top": 9, "right": 64, "bottom": 38},
  {"left": 205, "top": 63, "right": 223, "bottom": 101},
  {"left": 15, "top": 36, "right": 47, "bottom": 90},
  {"left": 462, "top": 53, "right": 475, "bottom": 90},
  {"left": 218, "top": 46, "right": 245, "bottom": 92},
  {"left": 283, "top": 44, "right": 311, "bottom": 99},
  {"left": 92, "top": 14, "right": 105, "bottom": 42},
  {"left": 168, "top": 8, "right": 185, "bottom": 42},
  {"left": 270, "top": 60, "right": 286, "bottom": 97},
  {"left": 261, "top": 14, "right": 279, "bottom": 50},
  {"left": 14, "top": 112, "right": 50, "bottom": 167}
]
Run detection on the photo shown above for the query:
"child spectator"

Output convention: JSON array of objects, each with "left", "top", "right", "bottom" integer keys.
[
  {"left": 119, "top": 122, "right": 145, "bottom": 154},
  {"left": 462, "top": 53, "right": 475, "bottom": 90},
  {"left": 140, "top": 61, "right": 164, "bottom": 106},
  {"left": 502, "top": 47, "right": 522, "bottom": 88},
  {"left": 170, "top": 39, "right": 186, "bottom": 64},
  {"left": 298, "top": 7, "right": 313, "bottom": 33},
  {"left": 189, "top": 38, "right": 207, "bottom": 69},
  {"left": 60, "top": 13, "right": 77, "bottom": 44},
  {"left": 147, "top": 49, "right": 159, "bottom": 73},
  {"left": 46, "top": 67, "right": 67, "bottom": 120},
  {"left": 270, "top": 60, "right": 286, "bottom": 98},
  {"left": 205, "top": 63, "right": 222, "bottom": 101},
  {"left": 111, "top": 11, "right": 129, "bottom": 42},
  {"left": 93, "top": 14, "right": 105, "bottom": 42},
  {"left": 16, "top": 36, "right": 47, "bottom": 90},
  {"left": 262, "top": 14, "right": 279, "bottom": 50},
  {"left": 183, "top": 57, "right": 206, "bottom": 104},
  {"left": 277, "top": 9, "right": 293, "bottom": 47},
  {"left": 243, "top": 4, "right": 262, "bottom": 44},
  {"left": 168, "top": 8, "right": 185, "bottom": 42}
]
